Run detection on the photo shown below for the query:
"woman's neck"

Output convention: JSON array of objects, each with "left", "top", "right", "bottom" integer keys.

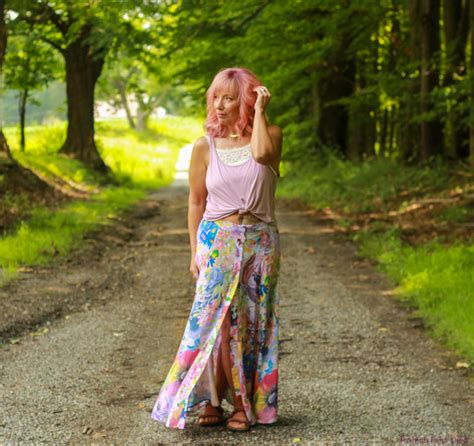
[
  {"left": 223, "top": 125, "right": 244, "bottom": 139},
  {"left": 215, "top": 132, "right": 251, "bottom": 148}
]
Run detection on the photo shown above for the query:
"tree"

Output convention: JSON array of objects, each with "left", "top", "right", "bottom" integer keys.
[
  {"left": 420, "top": 0, "right": 442, "bottom": 161},
  {"left": 443, "top": 0, "right": 469, "bottom": 160},
  {"left": 161, "top": 1, "right": 385, "bottom": 160},
  {"left": 10, "top": 0, "right": 153, "bottom": 174},
  {"left": 0, "top": 0, "right": 59, "bottom": 210},
  {"left": 0, "top": 0, "right": 9, "bottom": 160},
  {"left": 470, "top": 0, "right": 474, "bottom": 166},
  {"left": 5, "top": 28, "right": 59, "bottom": 151},
  {"left": 97, "top": 61, "right": 137, "bottom": 129},
  {"left": 98, "top": 54, "right": 173, "bottom": 131}
]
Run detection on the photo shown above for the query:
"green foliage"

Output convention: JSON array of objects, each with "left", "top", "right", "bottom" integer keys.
[
  {"left": 4, "top": 0, "right": 473, "bottom": 164},
  {"left": 1, "top": 191, "right": 30, "bottom": 212},
  {"left": 156, "top": 0, "right": 393, "bottom": 158},
  {"left": 8, "top": 1, "right": 146, "bottom": 56},
  {"left": 4, "top": 29, "right": 60, "bottom": 93},
  {"left": 96, "top": 22, "right": 183, "bottom": 121},
  {"left": 277, "top": 152, "right": 453, "bottom": 213},
  {"left": 435, "top": 206, "right": 471, "bottom": 224}
]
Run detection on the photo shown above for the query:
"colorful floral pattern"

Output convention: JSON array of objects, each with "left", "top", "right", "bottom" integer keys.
[{"left": 151, "top": 218, "right": 281, "bottom": 429}]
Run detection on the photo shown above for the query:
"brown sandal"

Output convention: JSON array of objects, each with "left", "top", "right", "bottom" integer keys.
[
  {"left": 197, "top": 402, "right": 225, "bottom": 427},
  {"left": 226, "top": 410, "right": 250, "bottom": 432}
]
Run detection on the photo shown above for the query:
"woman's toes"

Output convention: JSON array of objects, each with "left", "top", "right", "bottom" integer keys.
[{"left": 227, "top": 410, "right": 249, "bottom": 428}]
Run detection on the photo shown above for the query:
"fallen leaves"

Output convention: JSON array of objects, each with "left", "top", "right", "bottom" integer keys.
[
  {"left": 31, "top": 327, "right": 49, "bottom": 338},
  {"left": 82, "top": 426, "right": 108, "bottom": 439},
  {"left": 455, "top": 361, "right": 470, "bottom": 369}
]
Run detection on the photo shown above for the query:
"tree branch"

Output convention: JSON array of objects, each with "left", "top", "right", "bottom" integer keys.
[
  {"left": 236, "top": 0, "right": 272, "bottom": 32},
  {"left": 40, "top": 36, "right": 65, "bottom": 54},
  {"left": 19, "top": 13, "right": 65, "bottom": 53},
  {"left": 41, "top": 3, "right": 69, "bottom": 36}
]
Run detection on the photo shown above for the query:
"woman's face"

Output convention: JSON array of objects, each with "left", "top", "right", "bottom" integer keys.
[{"left": 213, "top": 88, "right": 240, "bottom": 127}]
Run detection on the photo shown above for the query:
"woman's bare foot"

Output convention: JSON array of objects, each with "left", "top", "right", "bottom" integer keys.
[
  {"left": 197, "top": 402, "right": 225, "bottom": 426},
  {"left": 226, "top": 409, "right": 250, "bottom": 432}
]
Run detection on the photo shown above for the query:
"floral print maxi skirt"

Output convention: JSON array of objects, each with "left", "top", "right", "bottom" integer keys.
[{"left": 150, "top": 218, "right": 281, "bottom": 429}]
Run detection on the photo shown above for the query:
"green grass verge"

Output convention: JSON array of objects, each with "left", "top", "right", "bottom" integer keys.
[
  {"left": 355, "top": 229, "right": 474, "bottom": 363},
  {"left": 278, "top": 153, "right": 474, "bottom": 365},
  {"left": 0, "top": 116, "right": 202, "bottom": 285},
  {"left": 0, "top": 187, "right": 144, "bottom": 283}
]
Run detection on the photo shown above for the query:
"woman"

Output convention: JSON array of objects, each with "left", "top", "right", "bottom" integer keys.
[{"left": 151, "top": 67, "right": 282, "bottom": 432}]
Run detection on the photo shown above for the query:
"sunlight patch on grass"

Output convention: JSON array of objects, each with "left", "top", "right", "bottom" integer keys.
[
  {"left": 0, "top": 116, "right": 202, "bottom": 286},
  {"left": 0, "top": 186, "right": 144, "bottom": 285},
  {"left": 96, "top": 117, "right": 201, "bottom": 188}
]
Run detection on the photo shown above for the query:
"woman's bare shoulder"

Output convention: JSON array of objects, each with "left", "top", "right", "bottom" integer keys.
[
  {"left": 193, "top": 135, "right": 210, "bottom": 153},
  {"left": 191, "top": 136, "right": 210, "bottom": 167}
]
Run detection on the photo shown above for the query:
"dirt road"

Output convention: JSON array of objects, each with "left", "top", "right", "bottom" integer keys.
[{"left": 0, "top": 178, "right": 473, "bottom": 444}]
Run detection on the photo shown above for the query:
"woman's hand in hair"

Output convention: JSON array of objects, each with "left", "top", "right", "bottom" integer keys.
[{"left": 253, "top": 85, "right": 271, "bottom": 114}]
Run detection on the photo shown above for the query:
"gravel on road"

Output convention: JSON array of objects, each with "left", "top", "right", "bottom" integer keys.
[{"left": 0, "top": 181, "right": 472, "bottom": 445}]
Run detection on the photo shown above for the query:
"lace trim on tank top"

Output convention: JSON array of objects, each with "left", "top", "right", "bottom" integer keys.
[
  {"left": 215, "top": 143, "right": 280, "bottom": 177},
  {"left": 215, "top": 144, "right": 252, "bottom": 166}
]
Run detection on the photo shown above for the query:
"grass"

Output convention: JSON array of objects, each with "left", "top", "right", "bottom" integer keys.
[
  {"left": 96, "top": 117, "right": 200, "bottom": 188},
  {"left": 277, "top": 153, "right": 458, "bottom": 214},
  {"left": 5, "top": 116, "right": 202, "bottom": 190},
  {"left": 278, "top": 151, "right": 474, "bottom": 365},
  {"left": 0, "top": 186, "right": 144, "bottom": 283},
  {"left": 0, "top": 116, "right": 202, "bottom": 285},
  {"left": 355, "top": 229, "right": 474, "bottom": 362}
]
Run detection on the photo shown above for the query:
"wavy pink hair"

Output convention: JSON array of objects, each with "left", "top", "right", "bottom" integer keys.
[{"left": 205, "top": 67, "right": 262, "bottom": 138}]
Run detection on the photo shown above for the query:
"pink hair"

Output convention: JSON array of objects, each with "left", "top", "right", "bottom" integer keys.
[{"left": 204, "top": 67, "right": 262, "bottom": 138}]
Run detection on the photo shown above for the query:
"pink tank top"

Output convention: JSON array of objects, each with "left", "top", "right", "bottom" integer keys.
[{"left": 203, "top": 135, "right": 278, "bottom": 224}]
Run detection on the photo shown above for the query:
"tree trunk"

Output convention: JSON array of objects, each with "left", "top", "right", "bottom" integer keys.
[
  {"left": 399, "top": 0, "right": 422, "bottom": 163},
  {"left": 420, "top": 0, "right": 443, "bottom": 162},
  {"left": 470, "top": 0, "right": 474, "bottom": 166},
  {"left": 59, "top": 28, "right": 109, "bottom": 173},
  {"left": 318, "top": 57, "right": 355, "bottom": 157},
  {"left": 19, "top": 89, "right": 28, "bottom": 152},
  {"left": 118, "top": 84, "right": 136, "bottom": 129},
  {"left": 311, "top": 74, "right": 321, "bottom": 141},
  {"left": 347, "top": 59, "right": 376, "bottom": 161},
  {"left": 380, "top": 108, "right": 388, "bottom": 157},
  {"left": 0, "top": 0, "right": 10, "bottom": 162},
  {"left": 0, "top": 0, "right": 19, "bottom": 169},
  {"left": 136, "top": 96, "right": 149, "bottom": 132},
  {"left": 443, "top": 0, "right": 470, "bottom": 160},
  {"left": 135, "top": 91, "right": 160, "bottom": 132},
  {"left": 382, "top": 8, "right": 399, "bottom": 158}
]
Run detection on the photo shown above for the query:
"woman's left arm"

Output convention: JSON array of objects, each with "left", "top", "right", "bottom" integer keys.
[{"left": 250, "top": 86, "right": 283, "bottom": 165}]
